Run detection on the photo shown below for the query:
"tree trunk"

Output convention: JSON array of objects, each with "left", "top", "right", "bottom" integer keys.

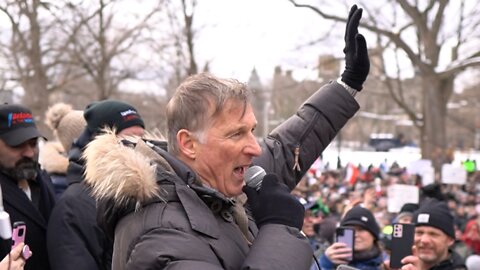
[
  {"left": 21, "top": 74, "right": 51, "bottom": 138},
  {"left": 20, "top": 0, "right": 51, "bottom": 138},
  {"left": 421, "top": 76, "right": 453, "bottom": 173}
]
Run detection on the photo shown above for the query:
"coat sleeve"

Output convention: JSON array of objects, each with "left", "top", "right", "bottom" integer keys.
[
  {"left": 319, "top": 253, "right": 336, "bottom": 270},
  {"left": 253, "top": 81, "right": 359, "bottom": 190},
  {"left": 47, "top": 193, "right": 107, "bottom": 270}
]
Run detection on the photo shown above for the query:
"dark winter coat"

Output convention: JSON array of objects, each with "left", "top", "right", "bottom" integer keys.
[
  {"left": 46, "top": 130, "right": 112, "bottom": 270},
  {"left": 0, "top": 169, "right": 56, "bottom": 270},
  {"left": 84, "top": 81, "right": 360, "bottom": 270},
  {"left": 428, "top": 250, "right": 467, "bottom": 270}
]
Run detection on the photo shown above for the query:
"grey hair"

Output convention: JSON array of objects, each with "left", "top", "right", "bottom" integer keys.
[{"left": 166, "top": 72, "right": 252, "bottom": 155}]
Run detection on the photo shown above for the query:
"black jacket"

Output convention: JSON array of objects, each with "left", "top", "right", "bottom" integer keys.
[
  {"left": 86, "top": 136, "right": 313, "bottom": 270},
  {"left": 429, "top": 250, "right": 466, "bottom": 270},
  {"left": 0, "top": 169, "right": 56, "bottom": 270},
  {"left": 46, "top": 130, "right": 112, "bottom": 270}
]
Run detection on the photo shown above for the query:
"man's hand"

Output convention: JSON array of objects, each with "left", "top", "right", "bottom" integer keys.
[
  {"left": 384, "top": 246, "right": 422, "bottom": 270},
  {"left": 341, "top": 5, "right": 369, "bottom": 91},
  {"left": 399, "top": 255, "right": 421, "bottom": 270},
  {"left": 243, "top": 174, "right": 304, "bottom": 230}
]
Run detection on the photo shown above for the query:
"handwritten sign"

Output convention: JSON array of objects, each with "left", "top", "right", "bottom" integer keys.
[
  {"left": 387, "top": 184, "right": 419, "bottom": 213},
  {"left": 441, "top": 164, "right": 467, "bottom": 185}
]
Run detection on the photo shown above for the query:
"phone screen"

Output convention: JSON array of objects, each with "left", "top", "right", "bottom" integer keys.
[
  {"left": 336, "top": 227, "right": 355, "bottom": 261},
  {"left": 11, "top": 221, "right": 26, "bottom": 249}
]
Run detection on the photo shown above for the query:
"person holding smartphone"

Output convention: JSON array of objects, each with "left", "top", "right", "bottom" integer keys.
[
  {"left": 320, "top": 206, "right": 385, "bottom": 270},
  {"left": 0, "top": 242, "right": 31, "bottom": 270}
]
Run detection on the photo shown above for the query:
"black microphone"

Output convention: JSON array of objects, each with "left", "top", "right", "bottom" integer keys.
[{"left": 244, "top": 165, "right": 266, "bottom": 191}]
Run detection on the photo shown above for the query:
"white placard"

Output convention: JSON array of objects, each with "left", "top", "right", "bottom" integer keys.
[
  {"left": 387, "top": 184, "right": 419, "bottom": 213},
  {"left": 441, "top": 164, "right": 467, "bottom": 185},
  {"left": 421, "top": 166, "right": 435, "bottom": 186},
  {"left": 407, "top": 159, "right": 432, "bottom": 175}
]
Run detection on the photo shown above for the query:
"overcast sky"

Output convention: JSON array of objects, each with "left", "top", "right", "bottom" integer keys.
[{"left": 194, "top": 0, "right": 348, "bottom": 84}]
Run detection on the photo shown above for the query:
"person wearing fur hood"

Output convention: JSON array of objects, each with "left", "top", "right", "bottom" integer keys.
[
  {"left": 40, "top": 103, "right": 85, "bottom": 197},
  {"left": 84, "top": 59, "right": 365, "bottom": 270},
  {"left": 84, "top": 6, "right": 368, "bottom": 268},
  {"left": 46, "top": 100, "right": 145, "bottom": 270}
]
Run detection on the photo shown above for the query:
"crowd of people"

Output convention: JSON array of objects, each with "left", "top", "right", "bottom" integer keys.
[
  {"left": 295, "top": 159, "right": 480, "bottom": 270},
  {"left": 0, "top": 4, "right": 477, "bottom": 270}
]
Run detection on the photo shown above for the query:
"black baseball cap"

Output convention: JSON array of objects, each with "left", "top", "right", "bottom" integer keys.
[{"left": 0, "top": 104, "right": 44, "bottom": 146}]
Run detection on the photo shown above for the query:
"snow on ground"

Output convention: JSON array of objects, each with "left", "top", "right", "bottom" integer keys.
[{"left": 321, "top": 144, "right": 480, "bottom": 169}]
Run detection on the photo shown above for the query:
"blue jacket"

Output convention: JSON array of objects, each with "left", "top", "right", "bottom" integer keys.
[{"left": 320, "top": 249, "right": 384, "bottom": 270}]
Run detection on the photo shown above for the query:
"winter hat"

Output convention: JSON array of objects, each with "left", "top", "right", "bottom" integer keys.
[
  {"left": 421, "top": 183, "right": 445, "bottom": 201},
  {"left": 412, "top": 199, "right": 455, "bottom": 239},
  {"left": 396, "top": 203, "right": 419, "bottom": 221},
  {"left": 45, "top": 103, "right": 86, "bottom": 152},
  {"left": 83, "top": 100, "right": 145, "bottom": 134},
  {"left": 0, "top": 104, "right": 44, "bottom": 146},
  {"left": 341, "top": 206, "right": 380, "bottom": 240}
]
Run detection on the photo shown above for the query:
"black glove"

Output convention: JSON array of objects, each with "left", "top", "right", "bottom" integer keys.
[
  {"left": 242, "top": 174, "right": 304, "bottom": 230},
  {"left": 341, "top": 5, "right": 370, "bottom": 91}
]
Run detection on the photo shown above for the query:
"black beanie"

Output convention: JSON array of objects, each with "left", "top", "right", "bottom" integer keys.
[
  {"left": 421, "top": 183, "right": 445, "bottom": 201},
  {"left": 400, "top": 203, "right": 419, "bottom": 214},
  {"left": 84, "top": 100, "right": 145, "bottom": 134},
  {"left": 341, "top": 206, "right": 380, "bottom": 240},
  {"left": 396, "top": 203, "right": 419, "bottom": 222},
  {"left": 412, "top": 199, "right": 455, "bottom": 239}
]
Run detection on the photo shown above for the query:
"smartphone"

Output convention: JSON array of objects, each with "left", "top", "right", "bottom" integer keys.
[
  {"left": 390, "top": 223, "right": 415, "bottom": 269},
  {"left": 335, "top": 226, "right": 355, "bottom": 261},
  {"left": 11, "top": 221, "right": 26, "bottom": 249}
]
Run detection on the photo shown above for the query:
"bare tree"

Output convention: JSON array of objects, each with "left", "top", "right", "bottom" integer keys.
[
  {"left": 289, "top": 0, "right": 480, "bottom": 170},
  {"left": 0, "top": 0, "right": 73, "bottom": 135},
  {"left": 154, "top": 0, "right": 213, "bottom": 100},
  {"left": 62, "top": 0, "right": 163, "bottom": 100}
]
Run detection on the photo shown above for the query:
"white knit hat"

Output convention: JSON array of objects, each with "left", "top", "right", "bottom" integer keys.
[{"left": 45, "top": 103, "right": 86, "bottom": 152}]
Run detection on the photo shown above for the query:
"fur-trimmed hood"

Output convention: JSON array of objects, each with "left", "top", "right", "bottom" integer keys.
[{"left": 82, "top": 129, "right": 169, "bottom": 210}]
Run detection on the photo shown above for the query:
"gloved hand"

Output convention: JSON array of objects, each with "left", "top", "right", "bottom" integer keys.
[
  {"left": 242, "top": 174, "right": 304, "bottom": 230},
  {"left": 340, "top": 5, "right": 370, "bottom": 91}
]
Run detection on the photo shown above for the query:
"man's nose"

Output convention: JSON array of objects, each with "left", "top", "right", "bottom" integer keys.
[
  {"left": 245, "top": 133, "right": 262, "bottom": 157},
  {"left": 417, "top": 234, "right": 431, "bottom": 244},
  {"left": 21, "top": 143, "right": 36, "bottom": 158}
]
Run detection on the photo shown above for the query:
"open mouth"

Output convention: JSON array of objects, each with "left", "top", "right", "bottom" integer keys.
[{"left": 233, "top": 166, "right": 248, "bottom": 179}]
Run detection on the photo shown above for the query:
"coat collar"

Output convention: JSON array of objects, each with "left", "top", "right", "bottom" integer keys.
[
  {"left": 154, "top": 149, "right": 235, "bottom": 239},
  {"left": 0, "top": 172, "right": 48, "bottom": 228}
]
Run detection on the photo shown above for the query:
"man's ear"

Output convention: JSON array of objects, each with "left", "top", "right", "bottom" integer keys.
[
  {"left": 177, "top": 129, "right": 196, "bottom": 160},
  {"left": 447, "top": 236, "right": 455, "bottom": 247}
]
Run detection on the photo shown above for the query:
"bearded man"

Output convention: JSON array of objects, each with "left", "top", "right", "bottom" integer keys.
[{"left": 0, "top": 104, "right": 56, "bottom": 270}]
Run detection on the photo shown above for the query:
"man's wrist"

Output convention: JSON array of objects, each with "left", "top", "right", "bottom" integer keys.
[{"left": 337, "top": 78, "right": 358, "bottom": 97}]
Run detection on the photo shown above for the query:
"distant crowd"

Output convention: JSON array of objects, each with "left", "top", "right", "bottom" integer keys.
[{"left": 293, "top": 160, "right": 480, "bottom": 269}]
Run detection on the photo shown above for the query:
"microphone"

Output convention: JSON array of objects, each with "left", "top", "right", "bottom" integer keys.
[
  {"left": 244, "top": 165, "right": 266, "bottom": 191},
  {"left": 0, "top": 184, "right": 12, "bottom": 240}
]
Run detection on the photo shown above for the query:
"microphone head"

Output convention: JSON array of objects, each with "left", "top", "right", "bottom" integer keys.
[{"left": 244, "top": 165, "right": 266, "bottom": 191}]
